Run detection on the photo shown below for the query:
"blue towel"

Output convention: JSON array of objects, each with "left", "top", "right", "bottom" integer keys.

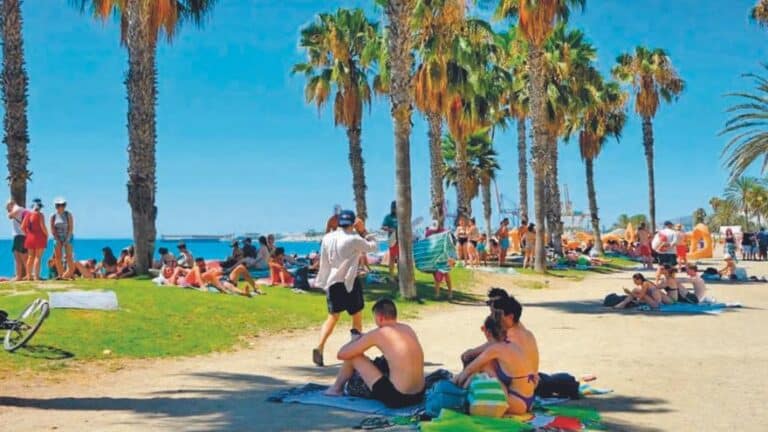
[{"left": 414, "top": 232, "right": 456, "bottom": 274}]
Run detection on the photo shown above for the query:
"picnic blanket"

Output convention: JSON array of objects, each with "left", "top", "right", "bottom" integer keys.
[
  {"left": 420, "top": 406, "right": 603, "bottom": 431},
  {"left": 267, "top": 383, "right": 422, "bottom": 417},
  {"left": 48, "top": 290, "right": 118, "bottom": 311},
  {"left": 414, "top": 231, "right": 456, "bottom": 274}
]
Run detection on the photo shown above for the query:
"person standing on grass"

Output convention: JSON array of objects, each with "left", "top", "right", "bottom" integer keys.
[
  {"left": 313, "top": 210, "right": 378, "bottom": 367},
  {"left": 50, "top": 197, "right": 75, "bottom": 279},
  {"left": 6, "top": 199, "right": 28, "bottom": 281},
  {"left": 20, "top": 198, "right": 48, "bottom": 281},
  {"left": 381, "top": 201, "right": 398, "bottom": 276},
  {"left": 496, "top": 218, "right": 511, "bottom": 267}
]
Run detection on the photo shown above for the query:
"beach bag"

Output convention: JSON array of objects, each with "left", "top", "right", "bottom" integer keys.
[
  {"left": 704, "top": 267, "right": 719, "bottom": 275},
  {"left": 536, "top": 373, "right": 580, "bottom": 400},
  {"left": 603, "top": 293, "right": 627, "bottom": 307},
  {"left": 425, "top": 379, "right": 467, "bottom": 418},
  {"left": 468, "top": 374, "right": 508, "bottom": 418}
]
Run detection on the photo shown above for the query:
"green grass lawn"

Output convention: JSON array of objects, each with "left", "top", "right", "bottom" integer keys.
[{"left": 0, "top": 268, "right": 475, "bottom": 374}]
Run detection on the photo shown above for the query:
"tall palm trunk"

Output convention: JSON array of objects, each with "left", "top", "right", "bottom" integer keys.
[
  {"left": 427, "top": 112, "right": 445, "bottom": 229},
  {"left": 585, "top": 158, "right": 603, "bottom": 254},
  {"left": 346, "top": 125, "right": 367, "bottom": 221},
  {"left": 1, "top": 0, "right": 30, "bottom": 206},
  {"left": 642, "top": 116, "right": 656, "bottom": 231},
  {"left": 482, "top": 179, "right": 492, "bottom": 240},
  {"left": 125, "top": 1, "right": 158, "bottom": 275},
  {"left": 517, "top": 118, "right": 528, "bottom": 221},
  {"left": 385, "top": 0, "right": 416, "bottom": 298},
  {"left": 528, "top": 45, "right": 548, "bottom": 272},
  {"left": 456, "top": 138, "right": 472, "bottom": 218},
  {"left": 546, "top": 135, "right": 563, "bottom": 255}
]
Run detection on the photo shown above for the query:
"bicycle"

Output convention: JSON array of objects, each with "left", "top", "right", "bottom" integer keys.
[{"left": 1, "top": 298, "right": 50, "bottom": 352}]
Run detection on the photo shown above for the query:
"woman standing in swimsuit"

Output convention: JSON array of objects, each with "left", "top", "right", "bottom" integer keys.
[
  {"left": 20, "top": 198, "right": 48, "bottom": 281},
  {"left": 724, "top": 228, "right": 736, "bottom": 258},
  {"left": 496, "top": 218, "right": 511, "bottom": 267},
  {"left": 468, "top": 218, "right": 480, "bottom": 266},
  {"left": 522, "top": 223, "right": 536, "bottom": 269},
  {"left": 454, "top": 315, "right": 538, "bottom": 414},
  {"left": 454, "top": 217, "right": 469, "bottom": 264}
]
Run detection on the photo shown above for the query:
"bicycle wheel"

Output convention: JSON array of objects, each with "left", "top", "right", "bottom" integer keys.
[{"left": 4, "top": 299, "right": 50, "bottom": 352}]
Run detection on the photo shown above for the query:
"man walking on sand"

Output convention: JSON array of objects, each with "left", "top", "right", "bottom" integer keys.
[
  {"left": 324, "top": 299, "right": 425, "bottom": 408},
  {"left": 313, "top": 210, "right": 379, "bottom": 367},
  {"left": 7, "top": 199, "right": 28, "bottom": 281},
  {"left": 382, "top": 201, "right": 398, "bottom": 276}
]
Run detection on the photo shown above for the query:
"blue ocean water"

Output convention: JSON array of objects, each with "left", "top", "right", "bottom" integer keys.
[{"left": 0, "top": 238, "right": 328, "bottom": 277}]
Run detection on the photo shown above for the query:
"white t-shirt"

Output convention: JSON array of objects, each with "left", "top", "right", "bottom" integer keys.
[
  {"left": 9, "top": 205, "right": 25, "bottom": 236},
  {"left": 652, "top": 228, "right": 677, "bottom": 255},
  {"left": 315, "top": 228, "right": 379, "bottom": 293}
]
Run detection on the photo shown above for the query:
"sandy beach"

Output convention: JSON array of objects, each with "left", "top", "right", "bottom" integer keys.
[{"left": 1, "top": 259, "right": 767, "bottom": 431}]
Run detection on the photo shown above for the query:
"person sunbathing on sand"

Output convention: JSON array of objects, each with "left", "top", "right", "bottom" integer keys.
[
  {"left": 679, "top": 264, "right": 707, "bottom": 302},
  {"left": 269, "top": 247, "right": 294, "bottom": 286},
  {"left": 614, "top": 273, "right": 669, "bottom": 309},
  {"left": 657, "top": 264, "right": 684, "bottom": 302},
  {"left": 454, "top": 314, "right": 539, "bottom": 414},
  {"left": 719, "top": 255, "right": 737, "bottom": 280},
  {"left": 324, "top": 299, "right": 425, "bottom": 409}
]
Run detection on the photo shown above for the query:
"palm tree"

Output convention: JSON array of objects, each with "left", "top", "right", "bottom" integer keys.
[
  {"left": 541, "top": 24, "right": 596, "bottom": 254},
  {"left": 293, "top": 9, "right": 382, "bottom": 221},
  {"left": 79, "top": 1, "right": 217, "bottom": 274},
  {"left": 721, "top": 65, "right": 768, "bottom": 181},
  {"left": 612, "top": 46, "right": 684, "bottom": 232},
  {"left": 496, "top": 27, "right": 529, "bottom": 221},
  {"left": 1, "top": 0, "right": 30, "bottom": 206},
  {"left": 725, "top": 176, "right": 761, "bottom": 230},
  {"left": 709, "top": 197, "right": 740, "bottom": 228},
  {"left": 381, "top": 0, "right": 417, "bottom": 298},
  {"left": 752, "top": 0, "right": 768, "bottom": 25},
  {"left": 495, "top": 0, "right": 585, "bottom": 272},
  {"left": 442, "top": 129, "right": 500, "bottom": 237},
  {"left": 411, "top": 0, "right": 467, "bottom": 229},
  {"left": 747, "top": 183, "right": 768, "bottom": 228},
  {"left": 575, "top": 78, "right": 628, "bottom": 254}
]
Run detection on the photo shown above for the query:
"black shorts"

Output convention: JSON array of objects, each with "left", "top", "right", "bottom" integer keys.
[
  {"left": 12, "top": 235, "right": 26, "bottom": 254},
  {"left": 327, "top": 278, "right": 364, "bottom": 315},
  {"left": 658, "top": 254, "right": 677, "bottom": 266},
  {"left": 371, "top": 376, "right": 424, "bottom": 408}
]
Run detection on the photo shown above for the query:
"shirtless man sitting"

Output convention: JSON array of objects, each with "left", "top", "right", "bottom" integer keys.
[{"left": 324, "top": 299, "right": 425, "bottom": 408}]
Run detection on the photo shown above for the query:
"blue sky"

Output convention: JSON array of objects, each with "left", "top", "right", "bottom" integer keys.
[{"left": 2, "top": 0, "right": 767, "bottom": 238}]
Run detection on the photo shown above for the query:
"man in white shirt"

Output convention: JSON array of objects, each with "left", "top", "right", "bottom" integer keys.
[
  {"left": 6, "top": 199, "right": 27, "bottom": 281},
  {"left": 313, "top": 210, "right": 379, "bottom": 367},
  {"left": 652, "top": 221, "right": 678, "bottom": 270}
]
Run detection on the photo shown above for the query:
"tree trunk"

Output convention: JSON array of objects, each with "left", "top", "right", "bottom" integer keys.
[
  {"left": 455, "top": 137, "right": 472, "bottom": 219},
  {"left": 125, "top": 1, "right": 158, "bottom": 275},
  {"left": 517, "top": 117, "right": 528, "bottom": 222},
  {"left": 347, "top": 126, "right": 367, "bottom": 221},
  {"left": 642, "top": 116, "right": 656, "bottom": 232},
  {"left": 1, "top": 0, "right": 30, "bottom": 206},
  {"left": 545, "top": 135, "right": 563, "bottom": 255},
  {"left": 528, "top": 45, "right": 548, "bottom": 273},
  {"left": 427, "top": 112, "right": 445, "bottom": 229},
  {"left": 482, "top": 179, "right": 492, "bottom": 240},
  {"left": 585, "top": 158, "right": 603, "bottom": 254},
  {"left": 385, "top": 0, "right": 416, "bottom": 298}
]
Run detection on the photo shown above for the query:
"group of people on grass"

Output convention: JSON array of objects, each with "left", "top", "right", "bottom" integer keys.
[{"left": 7, "top": 197, "right": 75, "bottom": 281}]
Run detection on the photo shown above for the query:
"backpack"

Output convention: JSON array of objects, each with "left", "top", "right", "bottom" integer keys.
[
  {"left": 424, "top": 379, "right": 467, "bottom": 418},
  {"left": 536, "top": 373, "right": 580, "bottom": 399},
  {"left": 603, "top": 293, "right": 627, "bottom": 307}
]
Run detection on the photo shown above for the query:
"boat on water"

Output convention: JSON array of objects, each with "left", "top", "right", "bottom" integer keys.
[{"left": 160, "top": 234, "right": 235, "bottom": 243}]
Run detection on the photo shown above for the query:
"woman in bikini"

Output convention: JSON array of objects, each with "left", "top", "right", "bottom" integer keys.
[
  {"left": 454, "top": 217, "right": 469, "bottom": 264},
  {"left": 657, "top": 264, "right": 684, "bottom": 303},
  {"left": 454, "top": 315, "right": 538, "bottom": 415},
  {"left": 522, "top": 223, "right": 536, "bottom": 269},
  {"left": 614, "top": 273, "right": 669, "bottom": 309},
  {"left": 496, "top": 218, "right": 511, "bottom": 267},
  {"left": 724, "top": 228, "right": 736, "bottom": 258},
  {"left": 95, "top": 247, "right": 119, "bottom": 278},
  {"left": 468, "top": 218, "right": 480, "bottom": 266}
]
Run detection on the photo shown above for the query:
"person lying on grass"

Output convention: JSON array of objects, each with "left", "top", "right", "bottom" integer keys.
[
  {"left": 454, "top": 314, "right": 539, "bottom": 415},
  {"left": 324, "top": 299, "right": 425, "bottom": 409},
  {"left": 614, "top": 273, "right": 671, "bottom": 309},
  {"left": 178, "top": 258, "right": 260, "bottom": 296}
]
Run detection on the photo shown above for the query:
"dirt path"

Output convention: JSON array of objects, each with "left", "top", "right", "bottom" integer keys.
[{"left": 2, "top": 261, "right": 767, "bottom": 431}]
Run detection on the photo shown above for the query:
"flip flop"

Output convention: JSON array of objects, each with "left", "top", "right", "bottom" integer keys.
[{"left": 312, "top": 348, "right": 324, "bottom": 367}]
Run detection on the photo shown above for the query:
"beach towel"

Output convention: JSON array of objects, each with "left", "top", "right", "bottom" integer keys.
[
  {"left": 48, "top": 290, "right": 118, "bottom": 311},
  {"left": 267, "top": 383, "right": 422, "bottom": 417},
  {"left": 419, "top": 406, "right": 603, "bottom": 431},
  {"left": 414, "top": 231, "right": 456, "bottom": 274},
  {"left": 632, "top": 302, "right": 742, "bottom": 315}
]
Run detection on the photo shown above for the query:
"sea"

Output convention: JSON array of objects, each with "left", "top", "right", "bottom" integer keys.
[{"left": 0, "top": 238, "right": 342, "bottom": 278}]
